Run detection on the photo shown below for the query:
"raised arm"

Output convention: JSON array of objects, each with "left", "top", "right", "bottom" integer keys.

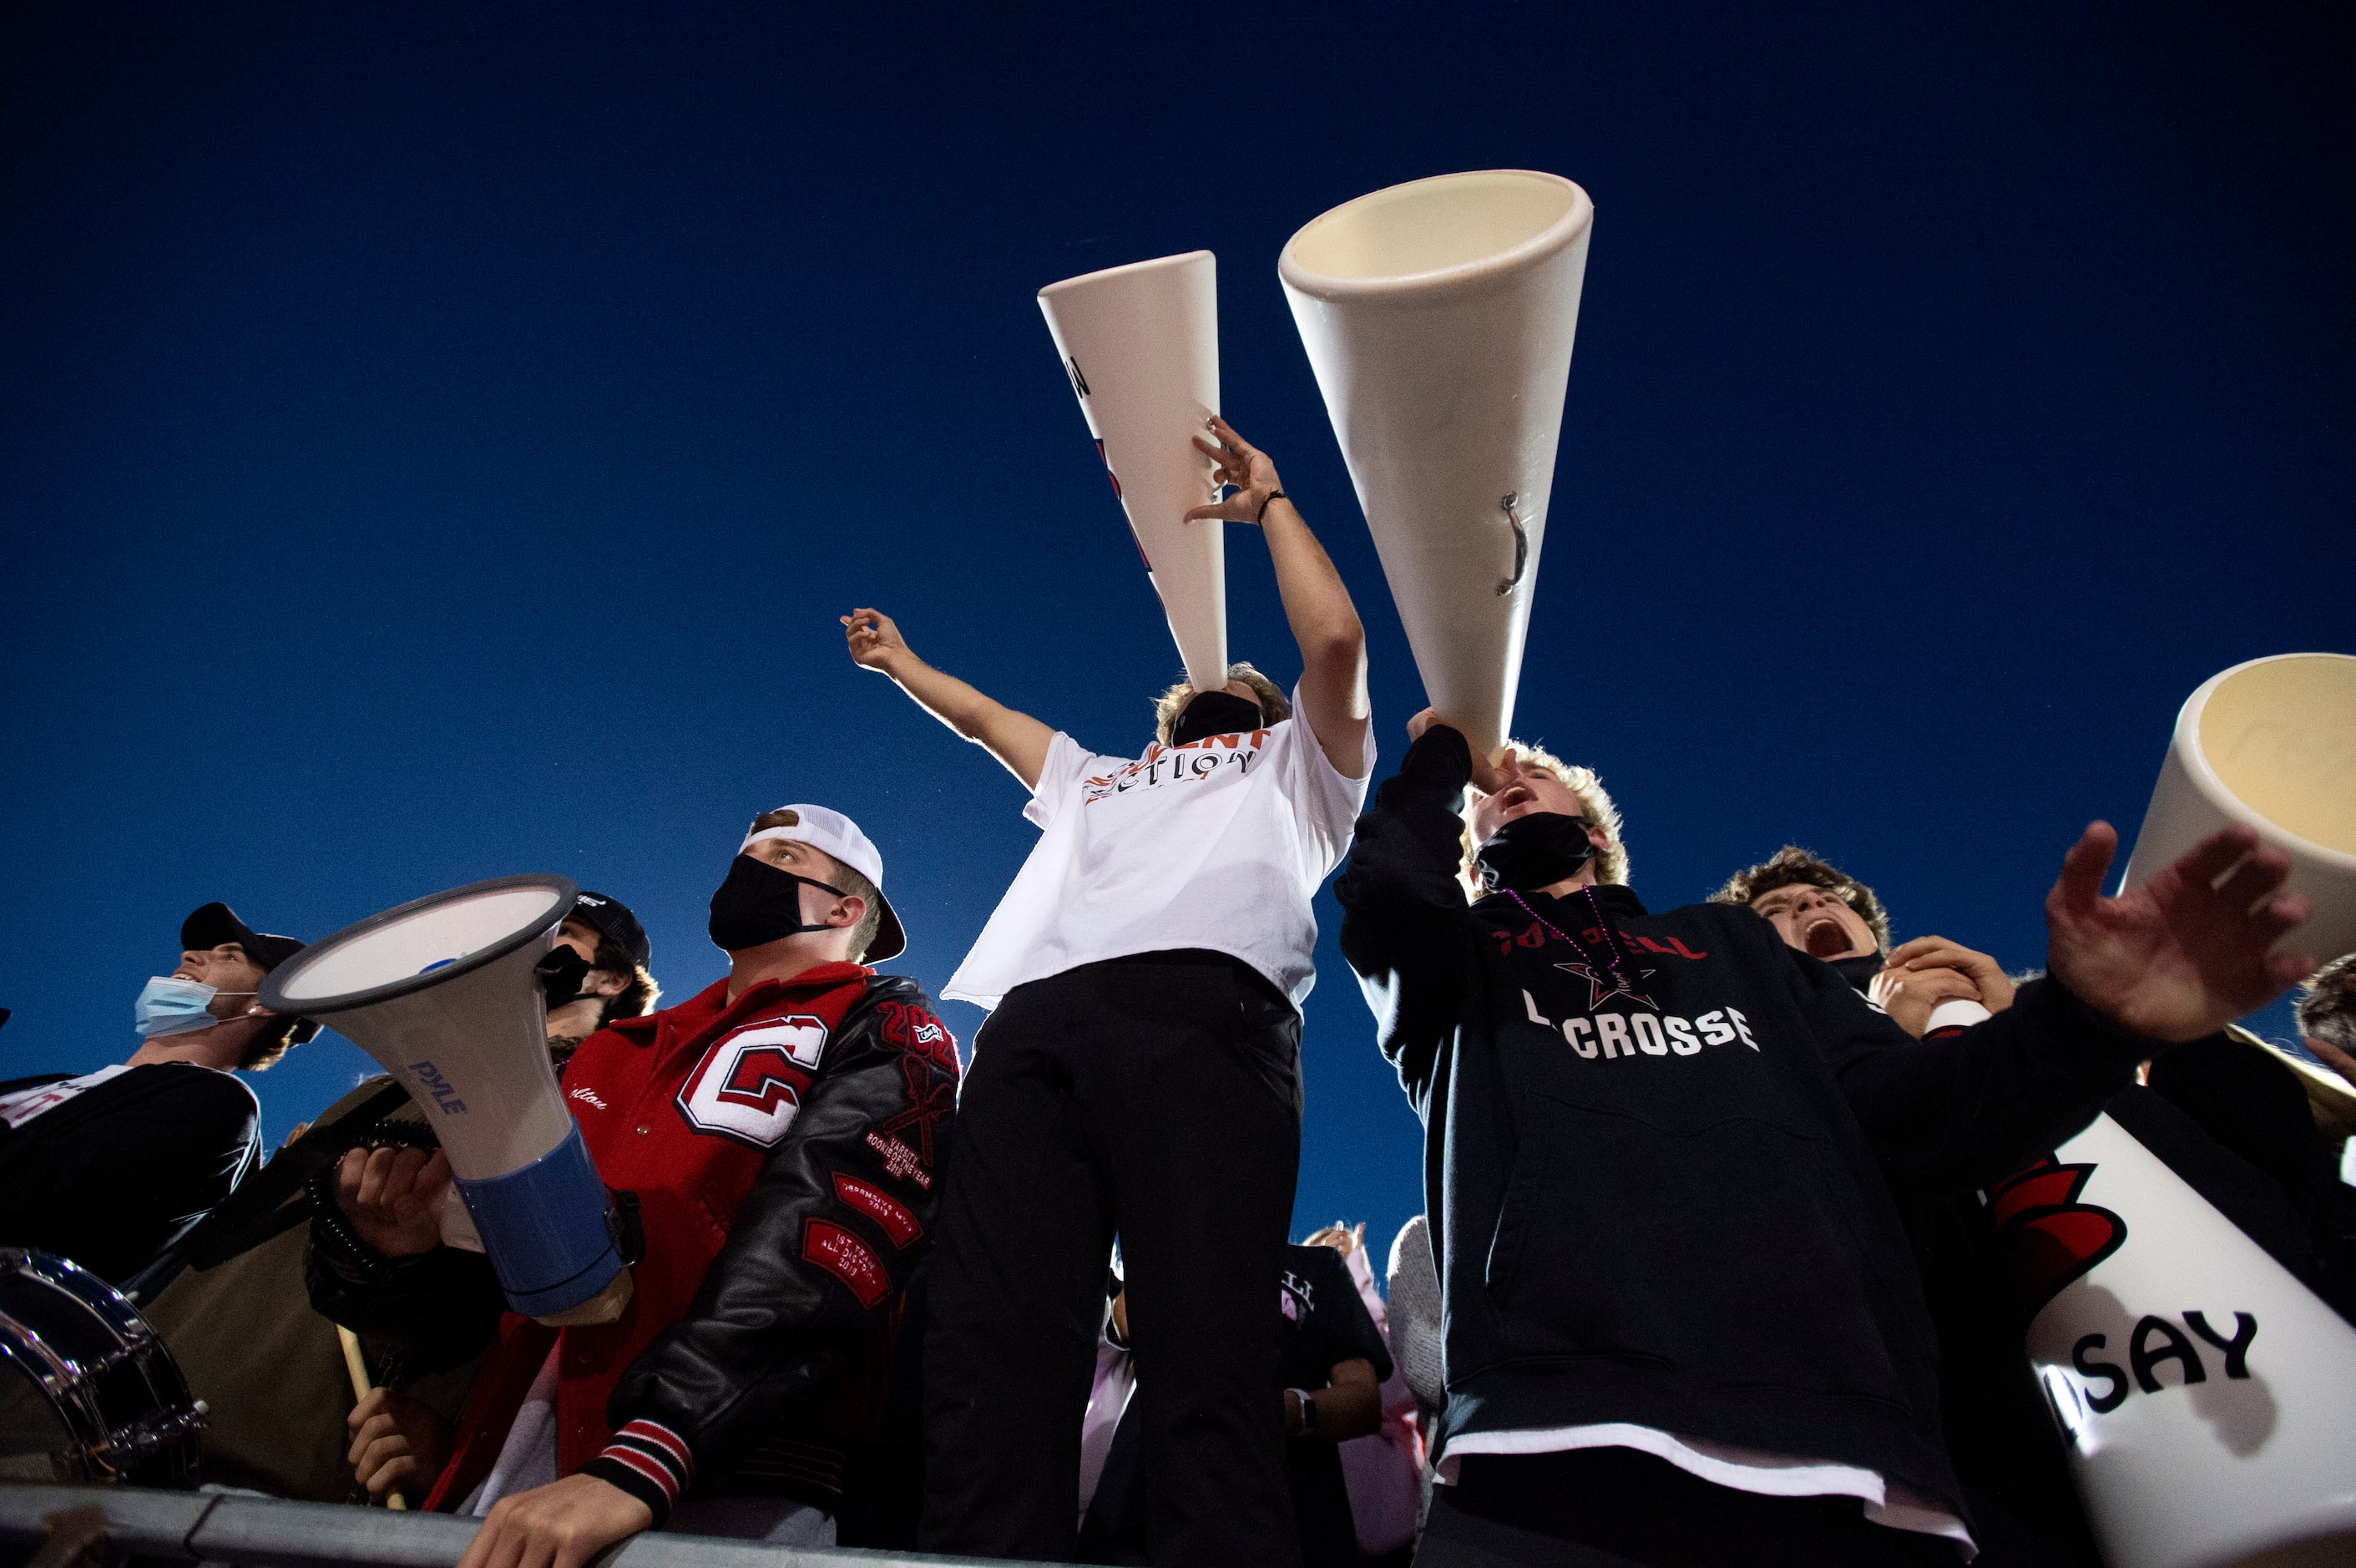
[
  {"left": 1334, "top": 716, "right": 1489, "bottom": 1107},
  {"left": 1186, "top": 417, "right": 1368, "bottom": 779},
  {"left": 843, "top": 608, "right": 1054, "bottom": 791}
]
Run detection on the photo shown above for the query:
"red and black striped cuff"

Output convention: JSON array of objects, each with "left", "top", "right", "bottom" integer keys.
[{"left": 581, "top": 1419, "right": 695, "bottom": 1525}]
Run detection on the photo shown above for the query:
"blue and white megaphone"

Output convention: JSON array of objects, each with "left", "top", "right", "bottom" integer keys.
[{"left": 260, "top": 874, "right": 630, "bottom": 1324}]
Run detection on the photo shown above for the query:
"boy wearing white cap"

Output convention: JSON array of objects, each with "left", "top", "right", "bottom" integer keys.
[
  {"left": 313, "top": 805, "right": 959, "bottom": 1560},
  {"left": 847, "top": 417, "right": 1373, "bottom": 1568}
]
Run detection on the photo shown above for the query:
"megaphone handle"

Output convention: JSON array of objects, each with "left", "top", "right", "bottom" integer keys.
[
  {"left": 337, "top": 1324, "right": 410, "bottom": 1510},
  {"left": 1497, "top": 494, "right": 1529, "bottom": 597}
]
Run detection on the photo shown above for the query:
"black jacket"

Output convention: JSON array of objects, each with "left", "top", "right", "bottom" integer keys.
[
  {"left": 1333, "top": 726, "right": 2154, "bottom": 1519},
  {"left": 0, "top": 1062, "right": 260, "bottom": 1290}
]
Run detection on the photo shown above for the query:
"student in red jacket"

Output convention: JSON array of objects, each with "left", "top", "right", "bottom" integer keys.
[{"left": 311, "top": 805, "right": 959, "bottom": 1562}]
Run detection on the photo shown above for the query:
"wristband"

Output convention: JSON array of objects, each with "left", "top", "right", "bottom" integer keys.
[
  {"left": 1289, "top": 1387, "right": 1317, "bottom": 1435},
  {"left": 1256, "top": 490, "right": 1287, "bottom": 524}
]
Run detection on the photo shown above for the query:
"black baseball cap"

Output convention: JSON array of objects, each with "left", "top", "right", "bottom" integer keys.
[
  {"left": 568, "top": 891, "right": 651, "bottom": 971},
  {"left": 181, "top": 902, "right": 319, "bottom": 1045},
  {"left": 182, "top": 903, "right": 306, "bottom": 973}
]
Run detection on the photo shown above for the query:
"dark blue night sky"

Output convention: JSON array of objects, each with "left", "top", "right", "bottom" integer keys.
[{"left": 3, "top": 3, "right": 2348, "bottom": 1258}]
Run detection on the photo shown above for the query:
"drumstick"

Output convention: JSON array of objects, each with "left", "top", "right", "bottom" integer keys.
[{"left": 337, "top": 1324, "right": 410, "bottom": 1511}]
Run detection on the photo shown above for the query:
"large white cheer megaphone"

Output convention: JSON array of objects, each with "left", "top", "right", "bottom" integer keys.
[
  {"left": 1282, "top": 170, "right": 1595, "bottom": 760},
  {"left": 2123, "top": 651, "right": 2356, "bottom": 964},
  {"left": 259, "top": 875, "right": 630, "bottom": 1324},
  {"left": 1993, "top": 1109, "right": 2356, "bottom": 1568},
  {"left": 1038, "top": 250, "right": 1227, "bottom": 697}
]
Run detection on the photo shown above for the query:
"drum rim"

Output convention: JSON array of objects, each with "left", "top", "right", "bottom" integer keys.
[
  {"left": 0, "top": 1248, "right": 200, "bottom": 1485},
  {"left": 259, "top": 872, "right": 579, "bottom": 1017}
]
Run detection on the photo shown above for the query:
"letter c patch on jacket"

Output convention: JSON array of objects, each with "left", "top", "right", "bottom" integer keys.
[{"left": 677, "top": 1016, "right": 825, "bottom": 1147}]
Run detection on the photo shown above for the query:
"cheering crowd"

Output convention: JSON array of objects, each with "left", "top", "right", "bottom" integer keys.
[{"left": 3, "top": 417, "right": 2352, "bottom": 1568}]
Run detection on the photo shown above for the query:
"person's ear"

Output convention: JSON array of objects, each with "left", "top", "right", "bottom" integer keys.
[
  {"left": 828, "top": 894, "right": 868, "bottom": 933},
  {"left": 587, "top": 969, "right": 629, "bottom": 1000}
]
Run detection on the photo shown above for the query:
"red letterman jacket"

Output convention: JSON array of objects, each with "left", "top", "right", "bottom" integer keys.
[{"left": 409, "top": 964, "right": 958, "bottom": 1522}]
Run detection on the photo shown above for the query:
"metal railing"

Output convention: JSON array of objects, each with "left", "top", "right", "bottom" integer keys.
[{"left": 0, "top": 1484, "right": 1049, "bottom": 1568}]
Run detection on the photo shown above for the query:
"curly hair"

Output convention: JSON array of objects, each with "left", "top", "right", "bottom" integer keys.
[
  {"left": 2298, "top": 953, "right": 2356, "bottom": 1055},
  {"left": 593, "top": 938, "right": 661, "bottom": 1026},
  {"left": 1152, "top": 661, "right": 1292, "bottom": 746},
  {"left": 1456, "top": 741, "right": 1630, "bottom": 895},
  {"left": 1708, "top": 847, "right": 1892, "bottom": 954}
]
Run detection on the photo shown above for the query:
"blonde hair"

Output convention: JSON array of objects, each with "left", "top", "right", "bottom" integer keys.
[
  {"left": 747, "top": 807, "right": 885, "bottom": 963},
  {"left": 1458, "top": 741, "right": 1630, "bottom": 895},
  {"left": 1152, "top": 661, "right": 1292, "bottom": 746}
]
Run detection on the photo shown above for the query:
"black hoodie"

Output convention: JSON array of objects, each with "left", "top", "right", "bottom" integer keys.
[{"left": 1333, "top": 726, "right": 2156, "bottom": 1520}]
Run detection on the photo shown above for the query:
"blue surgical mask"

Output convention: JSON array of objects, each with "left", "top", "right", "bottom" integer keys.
[{"left": 134, "top": 976, "right": 250, "bottom": 1039}]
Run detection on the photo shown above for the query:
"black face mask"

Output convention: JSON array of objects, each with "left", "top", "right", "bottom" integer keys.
[
  {"left": 708, "top": 853, "right": 847, "bottom": 953},
  {"left": 1170, "top": 690, "right": 1263, "bottom": 746},
  {"left": 1475, "top": 811, "right": 1599, "bottom": 894},
  {"left": 536, "top": 946, "right": 594, "bottom": 1010}
]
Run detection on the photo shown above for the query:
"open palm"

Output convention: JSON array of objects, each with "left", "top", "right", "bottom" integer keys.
[{"left": 2045, "top": 822, "right": 2313, "bottom": 1042}]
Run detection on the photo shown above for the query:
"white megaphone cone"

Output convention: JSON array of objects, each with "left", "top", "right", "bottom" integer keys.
[
  {"left": 2122, "top": 652, "right": 2356, "bottom": 965},
  {"left": 1281, "top": 170, "right": 1594, "bottom": 760},
  {"left": 1990, "top": 1108, "right": 2356, "bottom": 1567},
  {"left": 1038, "top": 251, "right": 1227, "bottom": 696},
  {"left": 260, "top": 875, "right": 630, "bottom": 1325}
]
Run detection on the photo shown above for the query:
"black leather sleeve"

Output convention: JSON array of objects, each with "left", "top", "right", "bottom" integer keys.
[
  {"left": 1334, "top": 724, "right": 1480, "bottom": 1110},
  {"left": 585, "top": 978, "right": 958, "bottom": 1520}
]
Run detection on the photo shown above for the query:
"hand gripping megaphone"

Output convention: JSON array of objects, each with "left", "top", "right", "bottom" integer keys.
[
  {"left": 1281, "top": 170, "right": 1595, "bottom": 761},
  {"left": 2121, "top": 652, "right": 2356, "bottom": 966},
  {"left": 1992, "top": 1108, "right": 2356, "bottom": 1568},
  {"left": 259, "top": 875, "right": 631, "bottom": 1325},
  {"left": 1038, "top": 250, "right": 1227, "bottom": 696}
]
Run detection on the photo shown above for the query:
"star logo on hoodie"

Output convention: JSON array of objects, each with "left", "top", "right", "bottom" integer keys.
[{"left": 1555, "top": 961, "right": 1658, "bottom": 1010}]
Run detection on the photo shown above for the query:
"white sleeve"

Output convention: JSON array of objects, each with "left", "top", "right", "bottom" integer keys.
[
  {"left": 1277, "top": 681, "right": 1376, "bottom": 879},
  {"left": 1021, "top": 732, "right": 1104, "bottom": 829}
]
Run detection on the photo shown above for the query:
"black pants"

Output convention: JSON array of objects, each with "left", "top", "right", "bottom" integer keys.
[
  {"left": 1417, "top": 1450, "right": 1966, "bottom": 1567},
  {"left": 921, "top": 951, "right": 1305, "bottom": 1568}
]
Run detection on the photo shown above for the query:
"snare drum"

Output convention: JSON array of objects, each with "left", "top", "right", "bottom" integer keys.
[{"left": 0, "top": 1247, "right": 204, "bottom": 1485}]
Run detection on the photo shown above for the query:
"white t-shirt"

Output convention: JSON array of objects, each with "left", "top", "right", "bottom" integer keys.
[{"left": 943, "top": 685, "right": 1373, "bottom": 1011}]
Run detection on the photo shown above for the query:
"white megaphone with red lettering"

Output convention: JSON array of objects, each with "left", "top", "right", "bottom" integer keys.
[
  {"left": 260, "top": 875, "right": 631, "bottom": 1326},
  {"left": 1281, "top": 170, "right": 1594, "bottom": 761},
  {"left": 1989, "top": 1102, "right": 2356, "bottom": 1567},
  {"left": 2121, "top": 651, "right": 2356, "bottom": 965},
  {"left": 1038, "top": 251, "right": 1227, "bottom": 696}
]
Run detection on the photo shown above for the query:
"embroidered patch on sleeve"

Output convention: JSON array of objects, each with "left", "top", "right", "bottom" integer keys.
[
  {"left": 803, "top": 1218, "right": 892, "bottom": 1308},
  {"left": 876, "top": 999, "right": 960, "bottom": 1075},
  {"left": 865, "top": 1130, "right": 933, "bottom": 1189},
  {"left": 831, "top": 1170, "right": 922, "bottom": 1247}
]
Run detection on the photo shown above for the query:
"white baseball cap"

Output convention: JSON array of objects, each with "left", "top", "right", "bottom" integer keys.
[{"left": 740, "top": 804, "right": 907, "bottom": 963}]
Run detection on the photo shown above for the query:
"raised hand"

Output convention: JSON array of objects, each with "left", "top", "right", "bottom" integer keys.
[
  {"left": 336, "top": 1146, "right": 452, "bottom": 1258},
  {"left": 2045, "top": 822, "right": 2313, "bottom": 1042},
  {"left": 1184, "top": 416, "right": 1287, "bottom": 526},
  {"left": 1406, "top": 708, "right": 1509, "bottom": 793},
  {"left": 842, "top": 607, "right": 911, "bottom": 675}
]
